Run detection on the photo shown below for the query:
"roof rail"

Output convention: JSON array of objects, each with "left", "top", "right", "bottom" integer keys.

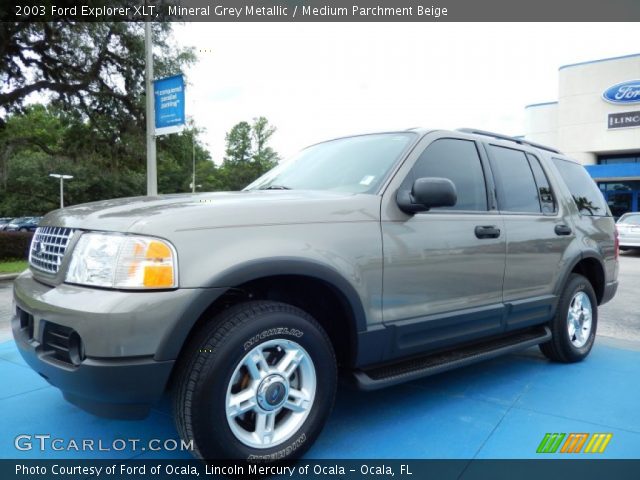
[{"left": 457, "top": 128, "right": 561, "bottom": 154}]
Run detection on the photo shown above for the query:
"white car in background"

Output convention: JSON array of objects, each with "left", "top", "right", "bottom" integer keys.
[{"left": 617, "top": 213, "right": 640, "bottom": 251}]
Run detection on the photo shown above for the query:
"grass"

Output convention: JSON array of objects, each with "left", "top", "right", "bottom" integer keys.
[{"left": 0, "top": 259, "right": 28, "bottom": 274}]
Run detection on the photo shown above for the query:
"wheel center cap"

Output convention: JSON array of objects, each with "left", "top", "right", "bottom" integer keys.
[{"left": 257, "top": 374, "right": 288, "bottom": 411}]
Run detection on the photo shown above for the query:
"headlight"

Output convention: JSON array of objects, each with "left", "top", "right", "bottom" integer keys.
[{"left": 66, "top": 233, "right": 178, "bottom": 289}]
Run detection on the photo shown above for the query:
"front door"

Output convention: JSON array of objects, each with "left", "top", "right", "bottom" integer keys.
[{"left": 381, "top": 134, "right": 506, "bottom": 358}]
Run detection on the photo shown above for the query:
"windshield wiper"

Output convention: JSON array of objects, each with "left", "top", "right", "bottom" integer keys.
[{"left": 260, "top": 185, "right": 291, "bottom": 190}]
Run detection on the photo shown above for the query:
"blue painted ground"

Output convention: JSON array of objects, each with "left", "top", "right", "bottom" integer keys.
[{"left": 1, "top": 339, "right": 639, "bottom": 460}]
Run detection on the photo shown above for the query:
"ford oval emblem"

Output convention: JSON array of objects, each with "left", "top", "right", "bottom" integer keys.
[{"left": 602, "top": 80, "right": 640, "bottom": 104}]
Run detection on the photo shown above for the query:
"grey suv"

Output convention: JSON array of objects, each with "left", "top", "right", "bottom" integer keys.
[{"left": 12, "top": 129, "right": 618, "bottom": 461}]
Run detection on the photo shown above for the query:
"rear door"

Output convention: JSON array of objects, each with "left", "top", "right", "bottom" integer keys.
[
  {"left": 380, "top": 133, "right": 506, "bottom": 357},
  {"left": 485, "top": 144, "right": 573, "bottom": 331}
]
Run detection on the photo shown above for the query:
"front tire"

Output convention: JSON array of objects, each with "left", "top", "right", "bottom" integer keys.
[
  {"left": 173, "top": 300, "right": 337, "bottom": 461},
  {"left": 539, "top": 273, "right": 597, "bottom": 363}
]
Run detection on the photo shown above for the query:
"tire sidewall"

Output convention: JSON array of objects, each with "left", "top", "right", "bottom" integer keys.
[
  {"left": 558, "top": 275, "right": 598, "bottom": 359},
  {"left": 190, "top": 307, "right": 336, "bottom": 460}
]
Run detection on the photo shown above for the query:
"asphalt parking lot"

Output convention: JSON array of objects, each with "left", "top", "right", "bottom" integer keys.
[{"left": 0, "top": 252, "right": 639, "bottom": 460}]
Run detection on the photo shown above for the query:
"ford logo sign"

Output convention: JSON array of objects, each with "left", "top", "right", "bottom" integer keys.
[{"left": 602, "top": 80, "right": 640, "bottom": 104}]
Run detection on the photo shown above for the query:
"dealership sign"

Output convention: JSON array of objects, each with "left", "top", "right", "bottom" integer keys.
[
  {"left": 153, "top": 74, "right": 185, "bottom": 136},
  {"left": 608, "top": 111, "right": 640, "bottom": 129},
  {"left": 602, "top": 80, "right": 640, "bottom": 104}
]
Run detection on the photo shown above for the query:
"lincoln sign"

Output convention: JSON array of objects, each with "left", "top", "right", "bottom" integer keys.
[{"left": 608, "top": 111, "right": 640, "bottom": 129}]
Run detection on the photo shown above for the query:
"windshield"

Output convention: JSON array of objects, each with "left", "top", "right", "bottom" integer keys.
[
  {"left": 245, "top": 133, "right": 416, "bottom": 194},
  {"left": 618, "top": 214, "right": 640, "bottom": 225}
]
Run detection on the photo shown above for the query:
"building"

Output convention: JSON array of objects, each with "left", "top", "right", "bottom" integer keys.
[{"left": 524, "top": 53, "right": 640, "bottom": 217}]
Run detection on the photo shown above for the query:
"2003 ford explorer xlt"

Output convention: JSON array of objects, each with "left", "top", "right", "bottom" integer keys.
[{"left": 13, "top": 129, "right": 618, "bottom": 461}]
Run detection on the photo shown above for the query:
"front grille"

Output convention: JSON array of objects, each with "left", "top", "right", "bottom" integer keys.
[{"left": 29, "top": 227, "right": 75, "bottom": 274}]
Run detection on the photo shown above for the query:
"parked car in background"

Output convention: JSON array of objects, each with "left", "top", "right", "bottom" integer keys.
[
  {"left": 617, "top": 212, "right": 640, "bottom": 251},
  {"left": 4, "top": 217, "right": 41, "bottom": 232},
  {"left": 0, "top": 217, "right": 15, "bottom": 230}
]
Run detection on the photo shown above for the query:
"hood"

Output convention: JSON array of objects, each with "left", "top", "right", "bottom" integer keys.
[{"left": 41, "top": 190, "right": 381, "bottom": 234}]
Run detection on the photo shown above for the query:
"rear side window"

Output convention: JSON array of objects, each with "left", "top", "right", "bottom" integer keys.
[
  {"left": 409, "top": 138, "right": 487, "bottom": 211},
  {"left": 488, "top": 145, "right": 540, "bottom": 213},
  {"left": 527, "top": 154, "right": 557, "bottom": 214},
  {"left": 552, "top": 158, "right": 609, "bottom": 216}
]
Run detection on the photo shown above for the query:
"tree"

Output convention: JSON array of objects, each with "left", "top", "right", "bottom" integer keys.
[
  {"left": 0, "top": 105, "right": 219, "bottom": 216},
  {"left": 220, "top": 117, "right": 280, "bottom": 191},
  {"left": 0, "top": 20, "right": 196, "bottom": 188},
  {"left": 0, "top": 104, "right": 148, "bottom": 215},
  {"left": 251, "top": 116, "right": 280, "bottom": 169},
  {"left": 157, "top": 124, "right": 219, "bottom": 194},
  {"left": 0, "top": 21, "right": 194, "bottom": 124},
  {"left": 223, "top": 121, "right": 252, "bottom": 165}
]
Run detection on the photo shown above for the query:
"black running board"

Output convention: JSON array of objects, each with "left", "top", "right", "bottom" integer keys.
[{"left": 352, "top": 326, "right": 551, "bottom": 390}]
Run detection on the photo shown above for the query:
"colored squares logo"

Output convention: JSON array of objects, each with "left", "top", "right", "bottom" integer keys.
[
  {"left": 537, "top": 433, "right": 612, "bottom": 454},
  {"left": 584, "top": 433, "right": 613, "bottom": 453}
]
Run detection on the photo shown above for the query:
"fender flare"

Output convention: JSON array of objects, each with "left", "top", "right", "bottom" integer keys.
[
  {"left": 155, "top": 257, "right": 368, "bottom": 361},
  {"left": 207, "top": 257, "right": 368, "bottom": 332},
  {"left": 554, "top": 251, "right": 605, "bottom": 300}
]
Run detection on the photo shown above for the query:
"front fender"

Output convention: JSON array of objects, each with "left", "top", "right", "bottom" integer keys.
[{"left": 205, "top": 256, "right": 368, "bottom": 333}]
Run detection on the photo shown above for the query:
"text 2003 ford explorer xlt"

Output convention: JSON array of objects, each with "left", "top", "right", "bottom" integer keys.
[{"left": 13, "top": 129, "right": 618, "bottom": 460}]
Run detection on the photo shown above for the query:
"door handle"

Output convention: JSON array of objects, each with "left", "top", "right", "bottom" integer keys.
[
  {"left": 475, "top": 225, "right": 501, "bottom": 239},
  {"left": 554, "top": 224, "right": 572, "bottom": 236}
]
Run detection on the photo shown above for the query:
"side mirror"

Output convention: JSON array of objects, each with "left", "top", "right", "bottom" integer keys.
[{"left": 396, "top": 177, "right": 457, "bottom": 214}]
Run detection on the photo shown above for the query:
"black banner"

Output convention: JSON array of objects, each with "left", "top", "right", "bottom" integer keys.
[
  {"left": 4, "top": 459, "right": 640, "bottom": 480},
  {"left": 4, "top": 0, "right": 640, "bottom": 22}
]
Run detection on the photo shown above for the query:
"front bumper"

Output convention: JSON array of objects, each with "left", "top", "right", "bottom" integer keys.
[
  {"left": 12, "top": 270, "right": 223, "bottom": 419},
  {"left": 13, "top": 333, "right": 174, "bottom": 419}
]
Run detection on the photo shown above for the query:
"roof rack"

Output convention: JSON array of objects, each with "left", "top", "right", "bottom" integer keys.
[{"left": 457, "top": 128, "right": 561, "bottom": 154}]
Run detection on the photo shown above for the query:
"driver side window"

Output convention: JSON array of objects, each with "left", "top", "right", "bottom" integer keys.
[{"left": 405, "top": 138, "right": 488, "bottom": 211}]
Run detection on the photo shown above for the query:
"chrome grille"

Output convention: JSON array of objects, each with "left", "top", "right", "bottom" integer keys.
[{"left": 29, "top": 227, "right": 75, "bottom": 274}]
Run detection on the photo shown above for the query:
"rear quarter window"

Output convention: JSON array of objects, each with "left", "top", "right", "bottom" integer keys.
[{"left": 552, "top": 158, "right": 609, "bottom": 216}]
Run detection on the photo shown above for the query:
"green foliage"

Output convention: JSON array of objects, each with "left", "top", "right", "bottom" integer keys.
[
  {"left": 0, "top": 232, "right": 33, "bottom": 260},
  {"left": 220, "top": 117, "right": 280, "bottom": 191},
  {"left": 251, "top": 116, "right": 280, "bottom": 168},
  {"left": 156, "top": 127, "right": 218, "bottom": 194},
  {"left": 224, "top": 121, "right": 253, "bottom": 165},
  {"left": 0, "top": 21, "right": 281, "bottom": 215},
  {"left": 0, "top": 108, "right": 280, "bottom": 215},
  {"left": 0, "top": 105, "right": 144, "bottom": 215},
  {"left": 0, "top": 21, "right": 194, "bottom": 124}
]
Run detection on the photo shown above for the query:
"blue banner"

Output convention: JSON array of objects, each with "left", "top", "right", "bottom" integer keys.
[{"left": 153, "top": 74, "right": 185, "bottom": 135}]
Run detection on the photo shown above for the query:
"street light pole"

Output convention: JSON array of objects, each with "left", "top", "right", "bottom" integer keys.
[
  {"left": 49, "top": 174, "right": 73, "bottom": 209},
  {"left": 192, "top": 131, "right": 196, "bottom": 193},
  {"left": 145, "top": 18, "right": 158, "bottom": 196}
]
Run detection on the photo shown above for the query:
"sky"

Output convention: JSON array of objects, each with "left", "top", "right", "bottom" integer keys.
[{"left": 173, "top": 22, "right": 640, "bottom": 163}]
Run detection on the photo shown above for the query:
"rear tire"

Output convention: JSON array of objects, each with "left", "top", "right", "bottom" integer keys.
[
  {"left": 173, "top": 300, "right": 337, "bottom": 461},
  {"left": 539, "top": 273, "right": 597, "bottom": 363}
]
